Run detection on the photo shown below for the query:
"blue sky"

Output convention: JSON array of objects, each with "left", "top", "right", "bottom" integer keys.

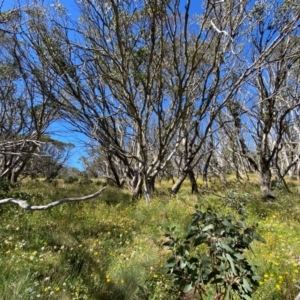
[{"left": 47, "top": 121, "right": 88, "bottom": 170}]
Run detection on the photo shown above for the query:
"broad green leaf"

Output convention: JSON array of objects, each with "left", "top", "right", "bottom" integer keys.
[
  {"left": 252, "top": 275, "right": 261, "bottom": 282},
  {"left": 253, "top": 232, "right": 266, "bottom": 243},
  {"left": 222, "top": 219, "right": 235, "bottom": 229},
  {"left": 218, "top": 241, "right": 233, "bottom": 253},
  {"left": 183, "top": 282, "right": 193, "bottom": 293},
  {"left": 220, "top": 261, "right": 227, "bottom": 272},
  {"left": 194, "top": 235, "right": 205, "bottom": 246},
  {"left": 234, "top": 253, "right": 244, "bottom": 260},
  {"left": 243, "top": 278, "right": 252, "bottom": 292},
  {"left": 164, "top": 258, "right": 176, "bottom": 268},
  {"left": 226, "top": 253, "right": 237, "bottom": 275},
  {"left": 210, "top": 277, "right": 223, "bottom": 284},
  {"left": 180, "top": 260, "right": 187, "bottom": 269},
  {"left": 202, "top": 224, "right": 214, "bottom": 232},
  {"left": 164, "top": 262, "right": 175, "bottom": 268},
  {"left": 200, "top": 254, "right": 210, "bottom": 261},
  {"left": 237, "top": 220, "right": 245, "bottom": 227}
]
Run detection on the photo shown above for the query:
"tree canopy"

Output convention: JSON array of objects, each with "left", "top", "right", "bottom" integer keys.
[{"left": 0, "top": 0, "right": 299, "bottom": 201}]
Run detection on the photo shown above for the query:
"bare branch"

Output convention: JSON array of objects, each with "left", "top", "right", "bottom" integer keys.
[
  {"left": 0, "top": 187, "right": 107, "bottom": 210},
  {"left": 210, "top": 20, "right": 231, "bottom": 38}
]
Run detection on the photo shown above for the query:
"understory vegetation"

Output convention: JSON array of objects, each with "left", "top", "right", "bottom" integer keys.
[{"left": 0, "top": 177, "right": 300, "bottom": 300}]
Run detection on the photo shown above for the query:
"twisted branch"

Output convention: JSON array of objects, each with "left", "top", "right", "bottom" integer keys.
[{"left": 0, "top": 187, "right": 107, "bottom": 210}]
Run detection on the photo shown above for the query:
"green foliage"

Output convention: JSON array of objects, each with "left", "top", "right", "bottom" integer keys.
[
  {"left": 79, "top": 178, "right": 93, "bottom": 185},
  {"left": 63, "top": 176, "right": 79, "bottom": 184},
  {"left": 164, "top": 206, "right": 266, "bottom": 299},
  {"left": 0, "top": 177, "right": 10, "bottom": 198},
  {"left": 0, "top": 178, "right": 300, "bottom": 299},
  {"left": 224, "top": 190, "right": 250, "bottom": 216}
]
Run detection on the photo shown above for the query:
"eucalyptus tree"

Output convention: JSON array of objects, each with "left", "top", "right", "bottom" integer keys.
[
  {"left": 72, "top": 0, "right": 252, "bottom": 198},
  {"left": 232, "top": 1, "right": 300, "bottom": 198},
  {"left": 18, "top": 0, "right": 240, "bottom": 201},
  {"left": 214, "top": 99, "right": 253, "bottom": 182},
  {"left": 63, "top": 0, "right": 189, "bottom": 200},
  {"left": 8, "top": 0, "right": 300, "bottom": 201},
  {"left": 280, "top": 107, "right": 300, "bottom": 180},
  {"left": 80, "top": 145, "right": 127, "bottom": 185},
  {"left": 22, "top": 136, "right": 74, "bottom": 180},
  {"left": 0, "top": 2, "right": 108, "bottom": 208},
  {"left": 169, "top": 0, "right": 300, "bottom": 195},
  {"left": 0, "top": 4, "right": 60, "bottom": 182},
  {"left": 271, "top": 55, "right": 300, "bottom": 181},
  {"left": 0, "top": 79, "right": 58, "bottom": 182}
]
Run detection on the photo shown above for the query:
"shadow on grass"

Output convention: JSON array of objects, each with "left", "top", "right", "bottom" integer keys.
[{"left": 101, "top": 188, "right": 132, "bottom": 206}]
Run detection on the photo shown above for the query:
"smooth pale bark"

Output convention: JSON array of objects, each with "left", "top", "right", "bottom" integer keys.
[
  {"left": 232, "top": 152, "right": 243, "bottom": 182},
  {"left": 259, "top": 163, "right": 275, "bottom": 199},
  {"left": 171, "top": 172, "right": 188, "bottom": 195},
  {"left": 203, "top": 150, "right": 213, "bottom": 188},
  {"left": 132, "top": 188, "right": 143, "bottom": 200},
  {"left": 8, "top": 154, "right": 31, "bottom": 183},
  {"left": 107, "top": 154, "right": 124, "bottom": 188},
  {"left": 143, "top": 176, "right": 156, "bottom": 203},
  {"left": 272, "top": 158, "right": 291, "bottom": 192},
  {"left": 132, "top": 176, "right": 143, "bottom": 200},
  {"left": 188, "top": 169, "right": 198, "bottom": 194},
  {"left": 0, "top": 188, "right": 107, "bottom": 210},
  {"left": 144, "top": 181, "right": 151, "bottom": 204},
  {"left": 170, "top": 169, "right": 198, "bottom": 195}
]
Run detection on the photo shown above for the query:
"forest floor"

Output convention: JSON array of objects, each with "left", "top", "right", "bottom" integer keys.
[{"left": 0, "top": 176, "right": 300, "bottom": 299}]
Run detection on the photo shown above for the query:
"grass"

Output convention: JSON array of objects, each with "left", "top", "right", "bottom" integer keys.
[{"left": 0, "top": 177, "right": 299, "bottom": 299}]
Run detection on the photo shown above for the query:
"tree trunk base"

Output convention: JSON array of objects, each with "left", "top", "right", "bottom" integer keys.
[{"left": 262, "top": 192, "right": 276, "bottom": 200}]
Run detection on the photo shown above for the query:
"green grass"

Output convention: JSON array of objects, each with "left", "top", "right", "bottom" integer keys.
[{"left": 0, "top": 177, "right": 299, "bottom": 299}]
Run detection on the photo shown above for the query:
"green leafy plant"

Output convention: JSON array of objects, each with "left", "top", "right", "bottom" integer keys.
[
  {"left": 63, "top": 176, "right": 79, "bottom": 184},
  {"left": 224, "top": 190, "right": 250, "bottom": 216},
  {"left": 164, "top": 206, "right": 265, "bottom": 299},
  {"left": 0, "top": 177, "right": 11, "bottom": 198}
]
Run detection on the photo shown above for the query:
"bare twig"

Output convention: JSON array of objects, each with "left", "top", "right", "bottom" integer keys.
[
  {"left": 0, "top": 187, "right": 107, "bottom": 210},
  {"left": 210, "top": 20, "right": 231, "bottom": 38}
]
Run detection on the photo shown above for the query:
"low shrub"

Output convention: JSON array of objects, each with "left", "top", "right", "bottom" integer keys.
[{"left": 164, "top": 206, "right": 265, "bottom": 299}]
